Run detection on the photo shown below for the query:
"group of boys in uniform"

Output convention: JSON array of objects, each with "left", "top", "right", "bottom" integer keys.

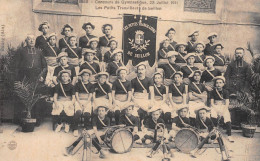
[{"left": 24, "top": 21, "right": 243, "bottom": 158}]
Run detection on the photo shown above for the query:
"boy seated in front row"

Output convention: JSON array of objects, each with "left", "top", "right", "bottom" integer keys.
[
  {"left": 169, "top": 105, "right": 192, "bottom": 141},
  {"left": 195, "top": 106, "right": 215, "bottom": 140},
  {"left": 118, "top": 102, "right": 142, "bottom": 143},
  {"left": 142, "top": 107, "right": 169, "bottom": 144},
  {"left": 210, "top": 76, "right": 234, "bottom": 143},
  {"left": 88, "top": 105, "right": 110, "bottom": 159}
]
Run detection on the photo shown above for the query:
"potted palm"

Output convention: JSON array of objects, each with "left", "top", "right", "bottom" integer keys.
[
  {"left": 13, "top": 75, "right": 45, "bottom": 132},
  {"left": 241, "top": 111, "right": 257, "bottom": 138}
]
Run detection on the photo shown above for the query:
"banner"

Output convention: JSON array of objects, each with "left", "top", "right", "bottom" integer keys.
[{"left": 123, "top": 14, "right": 157, "bottom": 66}]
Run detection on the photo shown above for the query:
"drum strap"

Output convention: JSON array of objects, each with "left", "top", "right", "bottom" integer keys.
[
  {"left": 81, "top": 80, "right": 89, "bottom": 94},
  {"left": 118, "top": 80, "right": 128, "bottom": 94},
  {"left": 178, "top": 116, "right": 189, "bottom": 127},
  {"left": 59, "top": 83, "right": 67, "bottom": 97},
  {"left": 214, "top": 54, "right": 225, "bottom": 65},
  {"left": 206, "top": 69, "right": 215, "bottom": 80},
  {"left": 125, "top": 115, "right": 134, "bottom": 126},
  {"left": 169, "top": 44, "right": 175, "bottom": 51},
  {"left": 98, "top": 83, "right": 108, "bottom": 95},
  {"left": 173, "top": 83, "right": 183, "bottom": 96},
  {"left": 154, "top": 85, "right": 163, "bottom": 97},
  {"left": 98, "top": 116, "right": 107, "bottom": 127},
  {"left": 216, "top": 89, "right": 224, "bottom": 100},
  {"left": 137, "top": 77, "right": 147, "bottom": 93},
  {"left": 200, "top": 118, "right": 208, "bottom": 130},
  {"left": 47, "top": 43, "right": 57, "bottom": 57},
  {"left": 192, "top": 82, "right": 202, "bottom": 94},
  {"left": 85, "top": 61, "right": 97, "bottom": 74}
]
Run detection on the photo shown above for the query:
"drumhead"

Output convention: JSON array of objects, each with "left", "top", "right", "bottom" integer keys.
[
  {"left": 111, "top": 129, "right": 133, "bottom": 153},
  {"left": 175, "top": 128, "right": 199, "bottom": 153}
]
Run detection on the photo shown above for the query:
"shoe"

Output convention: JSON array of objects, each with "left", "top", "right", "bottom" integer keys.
[
  {"left": 73, "top": 130, "right": 79, "bottom": 137},
  {"left": 144, "top": 139, "right": 152, "bottom": 145},
  {"left": 64, "top": 124, "right": 70, "bottom": 133},
  {"left": 99, "top": 150, "right": 106, "bottom": 159},
  {"left": 227, "top": 136, "right": 234, "bottom": 143},
  {"left": 135, "top": 139, "right": 142, "bottom": 144},
  {"left": 55, "top": 124, "right": 62, "bottom": 132}
]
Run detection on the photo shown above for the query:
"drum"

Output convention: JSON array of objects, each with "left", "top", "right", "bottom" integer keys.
[
  {"left": 175, "top": 128, "right": 200, "bottom": 153},
  {"left": 104, "top": 127, "right": 133, "bottom": 153}
]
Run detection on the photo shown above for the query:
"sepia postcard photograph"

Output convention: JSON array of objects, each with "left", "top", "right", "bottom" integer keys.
[{"left": 0, "top": 0, "right": 260, "bottom": 161}]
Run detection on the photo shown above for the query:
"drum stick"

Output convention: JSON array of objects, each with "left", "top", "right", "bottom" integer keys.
[
  {"left": 217, "top": 132, "right": 230, "bottom": 161},
  {"left": 65, "top": 136, "right": 83, "bottom": 156},
  {"left": 82, "top": 134, "right": 87, "bottom": 161}
]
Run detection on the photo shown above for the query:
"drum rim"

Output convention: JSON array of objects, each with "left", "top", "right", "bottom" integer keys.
[
  {"left": 175, "top": 128, "right": 200, "bottom": 153},
  {"left": 108, "top": 128, "right": 134, "bottom": 154}
]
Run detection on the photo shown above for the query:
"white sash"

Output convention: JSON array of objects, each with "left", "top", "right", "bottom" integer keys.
[
  {"left": 169, "top": 44, "right": 175, "bottom": 51},
  {"left": 206, "top": 69, "right": 215, "bottom": 79},
  {"left": 196, "top": 54, "right": 203, "bottom": 63},
  {"left": 125, "top": 115, "right": 134, "bottom": 126},
  {"left": 81, "top": 80, "right": 89, "bottom": 94},
  {"left": 113, "top": 61, "right": 120, "bottom": 68},
  {"left": 59, "top": 83, "right": 67, "bottom": 97},
  {"left": 168, "top": 63, "right": 177, "bottom": 78},
  {"left": 85, "top": 35, "right": 90, "bottom": 46},
  {"left": 118, "top": 79, "right": 128, "bottom": 94},
  {"left": 161, "top": 49, "right": 167, "bottom": 57},
  {"left": 216, "top": 89, "right": 224, "bottom": 100},
  {"left": 98, "top": 83, "right": 108, "bottom": 95},
  {"left": 200, "top": 118, "right": 208, "bottom": 130},
  {"left": 105, "top": 35, "right": 110, "bottom": 46},
  {"left": 62, "top": 38, "right": 70, "bottom": 49},
  {"left": 214, "top": 54, "right": 225, "bottom": 65},
  {"left": 47, "top": 43, "right": 57, "bottom": 57},
  {"left": 192, "top": 82, "right": 202, "bottom": 94},
  {"left": 98, "top": 116, "right": 107, "bottom": 127},
  {"left": 137, "top": 77, "right": 147, "bottom": 93},
  {"left": 154, "top": 85, "right": 163, "bottom": 97},
  {"left": 178, "top": 53, "right": 187, "bottom": 63},
  {"left": 186, "top": 65, "right": 194, "bottom": 74},
  {"left": 68, "top": 47, "right": 79, "bottom": 58},
  {"left": 178, "top": 116, "right": 189, "bottom": 127},
  {"left": 85, "top": 61, "right": 97, "bottom": 74},
  {"left": 173, "top": 83, "right": 183, "bottom": 96}
]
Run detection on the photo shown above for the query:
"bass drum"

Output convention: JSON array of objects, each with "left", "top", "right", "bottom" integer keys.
[
  {"left": 175, "top": 128, "right": 200, "bottom": 153},
  {"left": 104, "top": 127, "right": 133, "bottom": 153}
]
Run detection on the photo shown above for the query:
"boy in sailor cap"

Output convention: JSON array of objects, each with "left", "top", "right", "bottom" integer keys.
[
  {"left": 112, "top": 66, "right": 132, "bottom": 123},
  {"left": 73, "top": 69, "right": 94, "bottom": 136},
  {"left": 52, "top": 70, "right": 76, "bottom": 133},
  {"left": 88, "top": 37, "right": 102, "bottom": 63},
  {"left": 194, "top": 42, "right": 206, "bottom": 68},
  {"left": 42, "top": 32, "right": 60, "bottom": 87},
  {"left": 103, "top": 38, "right": 118, "bottom": 63},
  {"left": 159, "top": 28, "right": 177, "bottom": 51},
  {"left": 119, "top": 102, "right": 142, "bottom": 143},
  {"left": 88, "top": 105, "right": 110, "bottom": 158},
  {"left": 80, "top": 49, "right": 101, "bottom": 82},
  {"left": 106, "top": 49, "right": 124, "bottom": 83},
  {"left": 79, "top": 22, "right": 97, "bottom": 49},
  {"left": 53, "top": 52, "right": 77, "bottom": 86},
  {"left": 175, "top": 42, "right": 188, "bottom": 64},
  {"left": 210, "top": 76, "right": 234, "bottom": 142},
  {"left": 213, "top": 44, "right": 226, "bottom": 73},
  {"left": 188, "top": 70, "right": 207, "bottom": 125},
  {"left": 187, "top": 31, "right": 199, "bottom": 53},
  {"left": 59, "top": 24, "right": 73, "bottom": 51},
  {"left": 158, "top": 51, "right": 181, "bottom": 86},
  {"left": 204, "top": 32, "right": 218, "bottom": 56},
  {"left": 158, "top": 38, "right": 170, "bottom": 64},
  {"left": 169, "top": 105, "right": 192, "bottom": 141},
  {"left": 195, "top": 106, "right": 214, "bottom": 138},
  {"left": 180, "top": 53, "right": 199, "bottom": 84},
  {"left": 36, "top": 21, "right": 50, "bottom": 50}
]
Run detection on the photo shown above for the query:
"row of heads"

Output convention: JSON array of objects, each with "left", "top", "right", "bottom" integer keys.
[{"left": 38, "top": 22, "right": 113, "bottom": 35}]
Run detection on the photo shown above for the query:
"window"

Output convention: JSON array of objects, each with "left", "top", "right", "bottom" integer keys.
[
  {"left": 42, "top": 0, "right": 78, "bottom": 5},
  {"left": 184, "top": 0, "right": 216, "bottom": 13}
]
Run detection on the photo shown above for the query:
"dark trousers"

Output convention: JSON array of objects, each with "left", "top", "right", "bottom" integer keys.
[
  {"left": 53, "top": 111, "right": 73, "bottom": 125},
  {"left": 71, "top": 110, "right": 91, "bottom": 130},
  {"left": 107, "top": 110, "right": 121, "bottom": 125}
]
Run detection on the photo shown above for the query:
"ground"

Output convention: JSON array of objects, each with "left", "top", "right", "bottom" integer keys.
[{"left": 0, "top": 119, "right": 259, "bottom": 161}]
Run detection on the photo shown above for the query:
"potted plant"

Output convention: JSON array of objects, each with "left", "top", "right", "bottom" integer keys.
[
  {"left": 241, "top": 110, "right": 257, "bottom": 138},
  {"left": 13, "top": 76, "right": 45, "bottom": 132}
]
